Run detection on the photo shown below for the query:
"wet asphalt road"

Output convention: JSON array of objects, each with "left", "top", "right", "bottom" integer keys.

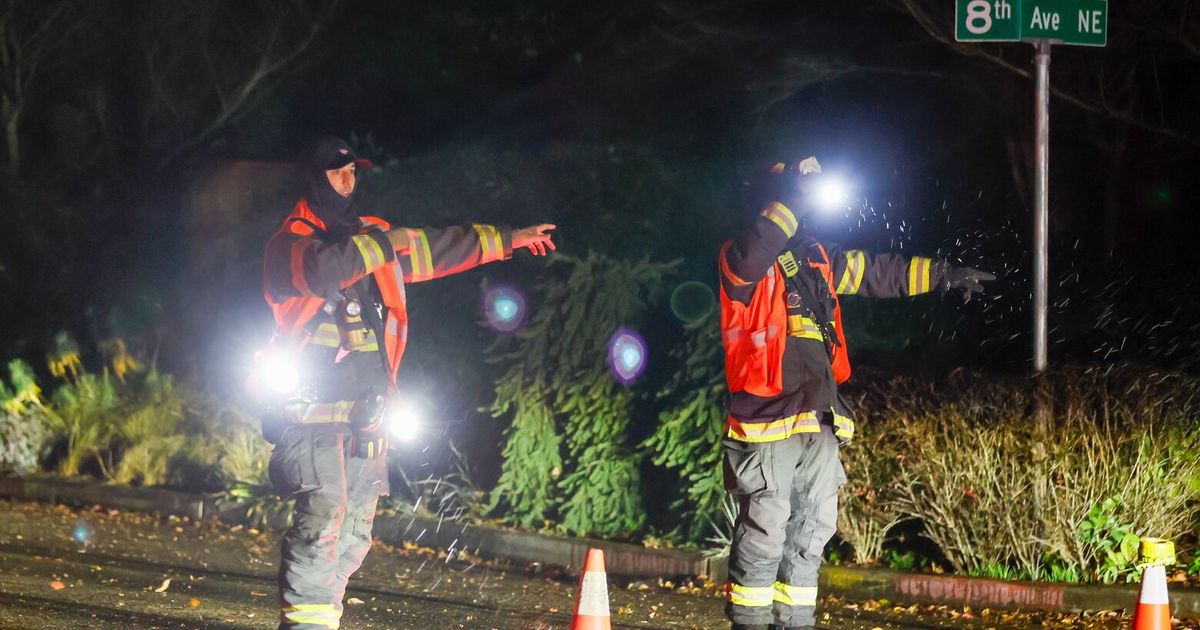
[{"left": 0, "top": 498, "right": 1140, "bottom": 629}]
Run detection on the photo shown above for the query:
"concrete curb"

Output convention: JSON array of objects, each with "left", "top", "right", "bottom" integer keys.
[{"left": 4, "top": 475, "right": 1199, "bottom": 617}]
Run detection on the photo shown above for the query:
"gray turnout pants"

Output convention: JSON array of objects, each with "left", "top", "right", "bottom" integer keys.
[
  {"left": 269, "top": 423, "right": 389, "bottom": 629},
  {"left": 723, "top": 425, "right": 845, "bottom": 629}
]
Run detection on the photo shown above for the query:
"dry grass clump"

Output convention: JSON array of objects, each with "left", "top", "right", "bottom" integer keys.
[{"left": 839, "top": 365, "right": 1200, "bottom": 582}]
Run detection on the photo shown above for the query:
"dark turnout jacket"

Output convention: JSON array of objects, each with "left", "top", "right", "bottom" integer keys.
[{"left": 719, "top": 200, "right": 948, "bottom": 442}]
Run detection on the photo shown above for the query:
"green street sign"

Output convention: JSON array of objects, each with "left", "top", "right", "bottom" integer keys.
[
  {"left": 1020, "top": 0, "right": 1107, "bottom": 46},
  {"left": 956, "top": 0, "right": 1021, "bottom": 42},
  {"left": 956, "top": 0, "right": 1108, "bottom": 46}
]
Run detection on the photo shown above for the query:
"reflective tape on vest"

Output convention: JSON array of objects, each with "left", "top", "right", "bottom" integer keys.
[
  {"left": 833, "top": 412, "right": 855, "bottom": 440},
  {"left": 726, "top": 582, "right": 774, "bottom": 608},
  {"left": 310, "top": 323, "right": 341, "bottom": 348},
  {"left": 787, "top": 315, "right": 824, "bottom": 341},
  {"left": 727, "top": 409, "right": 856, "bottom": 443},
  {"left": 727, "top": 412, "right": 821, "bottom": 442},
  {"left": 284, "top": 401, "right": 355, "bottom": 425},
  {"left": 774, "top": 582, "right": 818, "bottom": 606}
]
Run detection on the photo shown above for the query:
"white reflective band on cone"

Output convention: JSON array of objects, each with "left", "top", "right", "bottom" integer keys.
[
  {"left": 577, "top": 572, "right": 610, "bottom": 616},
  {"left": 1140, "top": 565, "right": 1170, "bottom": 605}
]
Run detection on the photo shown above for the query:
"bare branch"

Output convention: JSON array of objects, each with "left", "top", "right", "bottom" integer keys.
[
  {"left": 888, "top": 0, "right": 1199, "bottom": 147},
  {"left": 154, "top": 0, "right": 340, "bottom": 171}
]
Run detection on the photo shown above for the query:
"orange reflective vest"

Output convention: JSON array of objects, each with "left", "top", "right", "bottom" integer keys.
[
  {"left": 264, "top": 199, "right": 409, "bottom": 387},
  {"left": 720, "top": 241, "right": 850, "bottom": 397}
]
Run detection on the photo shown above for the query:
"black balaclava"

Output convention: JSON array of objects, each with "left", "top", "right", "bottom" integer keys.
[{"left": 301, "top": 136, "right": 368, "bottom": 240}]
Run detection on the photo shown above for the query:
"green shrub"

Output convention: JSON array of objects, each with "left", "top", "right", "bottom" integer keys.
[{"left": 487, "top": 253, "right": 676, "bottom": 537}]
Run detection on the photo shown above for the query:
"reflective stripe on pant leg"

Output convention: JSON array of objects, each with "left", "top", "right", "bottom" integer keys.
[
  {"left": 331, "top": 454, "right": 385, "bottom": 611},
  {"left": 775, "top": 427, "right": 844, "bottom": 628},
  {"left": 725, "top": 582, "right": 775, "bottom": 607},
  {"left": 279, "top": 426, "right": 351, "bottom": 629},
  {"left": 724, "top": 439, "right": 791, "bottom": 626},
  {"left": 774, "top": 582, "right": 818, "bottom": 606},
  {"left": 281, "top": 603, "right": 341, "bottom": 628}
]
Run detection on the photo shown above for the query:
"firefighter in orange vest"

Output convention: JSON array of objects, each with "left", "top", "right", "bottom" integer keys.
[
  {"left": 259, "top": 136, "right": 555, "bottom": 630},
  {"left": 718, "top": 158, "right": 993, "bottom": 630}
]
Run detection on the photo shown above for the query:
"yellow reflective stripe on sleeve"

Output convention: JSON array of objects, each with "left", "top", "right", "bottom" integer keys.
[
  {"left": 787, "top": 315, "right": 824, "bottom": 341},
  {"left": 310, "top": 323, "right": 342, "bottom": 348},
  {"left": 760, "top": 201, "right": 799, "bottom": 237},
  {"left": 727, "top": 412, "right": 821, "bottom": 443},
  {"left": 773, "top": 582, "right": 818, "bottom": 606},
  {"left": 351, "top": 234, "right": 386, "bottom": 272},
  {"left": 282, "top": 603, "right": 341, "bottom": 628},
  {"left": 907, "top": 257, "right": 933, "bottom": 295},
  {"left": 837, "top": 250, "right": 866, "bottom": 294},
  {"left": 472, "top": 224, "right": 504, "bottom": 263},
  {"left": 407, "top": 229, "right": 434, "bottom": 281},
  {"left": 833, "top": 412, "right": 855, "bottom": 441},
  {"left": 726, "top": 582, "right": 775, "bottom": 607}
]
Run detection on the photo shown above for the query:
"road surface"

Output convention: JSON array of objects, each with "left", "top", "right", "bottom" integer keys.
[{"left": 0, "top": 498, "right": 1141, "bottom": 629}]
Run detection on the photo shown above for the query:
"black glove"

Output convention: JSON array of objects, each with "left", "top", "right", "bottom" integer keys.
[
  {"left": 944, "top": 266, "right": 996, "bottom": 303},
  {"left": 348, "top": 394, "right": 387, "bottom": 459}
]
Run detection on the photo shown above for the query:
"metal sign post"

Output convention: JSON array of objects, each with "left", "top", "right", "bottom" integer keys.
[
  {"left": 955, "top": 0, "right": 1107, "bottom": 373},
  {"left": 1033, "top": 41, "right": 1050, "bottom": 372}
]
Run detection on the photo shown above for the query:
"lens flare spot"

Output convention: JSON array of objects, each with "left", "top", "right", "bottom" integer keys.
[
  {"left": 669, "top": 281, "right": 715, "bottom": 324},
  {"left": 73, "top": 518, "right": 94, "bottom": 547},
  {"left": 484, "top": 286, "right": 527, "bottom": 333},
  {"left": 608, "top": 329, "right": 647, "bottom": 384}
]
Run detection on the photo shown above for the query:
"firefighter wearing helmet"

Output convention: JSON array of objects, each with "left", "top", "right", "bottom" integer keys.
[
  {"left": 259, "top": 136, "right": 555, "bottom": 629},
  {"left": 718, "top": 158, "right": 994, "bottom": 630}
]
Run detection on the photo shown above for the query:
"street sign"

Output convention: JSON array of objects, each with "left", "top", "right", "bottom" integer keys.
[
  {"left": 956, "top": 0, "right": 1107, "bottom": 46},
  {"left": 956, "top": 0, "right": 1021, "bottom": 42},
  {"left": 1020, "top": 0, "right": 1107, "bottom": 46}
]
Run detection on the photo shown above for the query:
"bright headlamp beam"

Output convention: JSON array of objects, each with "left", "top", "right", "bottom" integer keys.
[
  {"left": 812, "top": 175, "right": 850, "bottom": 212},
  {"left": 262, "top": 357, "right": 301, "bottom": 395},
  {"left": 385, "top": 401, "right": 422, "bottom": 442}
]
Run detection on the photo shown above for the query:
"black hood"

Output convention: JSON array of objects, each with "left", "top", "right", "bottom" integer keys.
[{"left": 300, "top": 136, "right": 369, "bottom": 238}]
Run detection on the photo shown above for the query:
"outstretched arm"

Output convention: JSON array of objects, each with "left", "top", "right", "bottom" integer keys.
[
  {"left": 826, "top": 244, "right": 994, "bottom": 301},
  {"left": 264, "top": 228, "right": 397, "bottom": 301},
  {"left": 389, "top": 223, "right": 556, "bottom": 284}
]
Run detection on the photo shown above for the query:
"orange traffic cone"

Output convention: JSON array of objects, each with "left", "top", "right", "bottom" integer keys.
[
  {"left": 1132, "top": 538, "right": 1175, "bottom": 630},
  {"left": 570, "top": 548, "right": 612, "bottom": 630}
]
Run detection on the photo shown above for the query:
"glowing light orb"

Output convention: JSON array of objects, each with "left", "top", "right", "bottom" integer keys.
[
  {"left": 669, "top": 281, "right": 715, "bottom": 324},
  {"left": 608, "top": 329, "right": 647, "bottom": 384},
  {"left": 385, "top": 400, "right": 422, "bottom": 442},
  {"left": 73, "top": 518, "right": 94, "bottom": 546},
  {"left": 484, "top": 286, "right": 527, "bottom": 333}
]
